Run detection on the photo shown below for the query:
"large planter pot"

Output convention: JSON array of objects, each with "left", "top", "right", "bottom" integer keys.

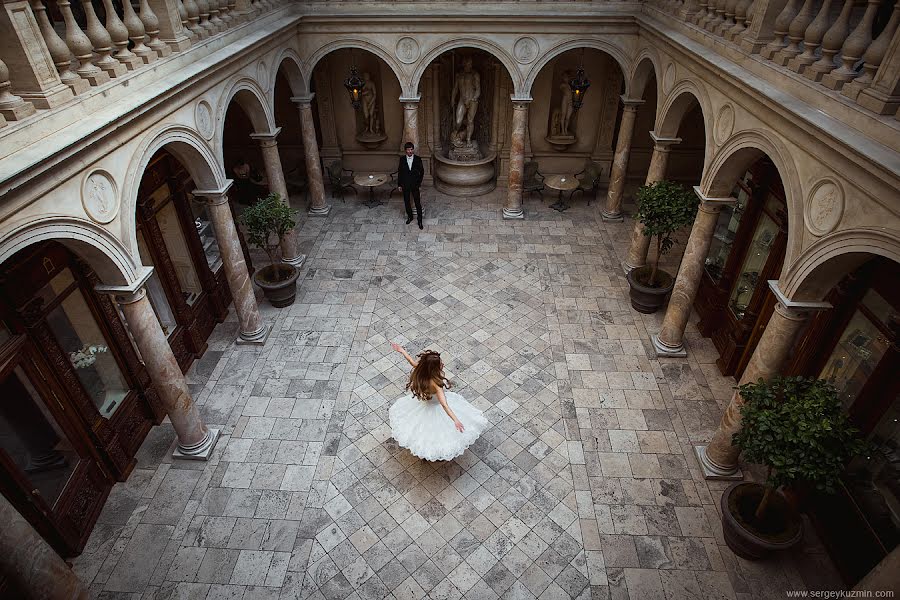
[
  {"left": 626, "top": 266, "right": 674, "bottom": 314},
  {"left": 720, "top": 482, "right": 803, "bottom": 560},
  {"left": 253, "top": 263, "right": 299, "bottom": 308}
]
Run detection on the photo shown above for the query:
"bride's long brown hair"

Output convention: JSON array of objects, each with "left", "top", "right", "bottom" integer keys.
[{"left": 407, "top": 350, "right": 452, "bottom": 401}]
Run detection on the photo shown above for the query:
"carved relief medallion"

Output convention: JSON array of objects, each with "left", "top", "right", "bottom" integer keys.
[
  {"left": 805, "top": 179, "right": 844, "bottom": 236},
  {"left": 513, "top": 37, "right": 539, "bottom": 64},
  {"left": 82, "top": 170, "right": 119, "bottom": 224},
  {"left": 714, "top": 103, "right": 734, "bottom": 146},
  {"left": 396, "top": 37, "right": 420, "bottom": 64},
  {"left": 195, "top": 100, "right": 214, "bottom": 140},
  {"left": 257, "top": 61, "right": 267, "bottom": 89},
  {"left": 663, "top": 63, "right": 676, "bottom": 94}
]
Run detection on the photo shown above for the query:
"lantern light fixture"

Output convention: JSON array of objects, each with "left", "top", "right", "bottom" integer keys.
[
  {"left": 569, "top": 49, "right": 591, "bottom": 111},
  {"left": 344, "top": 51, "right": 365, "bottom": 110}
]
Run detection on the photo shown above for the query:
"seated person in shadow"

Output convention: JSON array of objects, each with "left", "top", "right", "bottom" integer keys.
[{"left": 231, "top": 157, "right": 268, "bottom": 206}]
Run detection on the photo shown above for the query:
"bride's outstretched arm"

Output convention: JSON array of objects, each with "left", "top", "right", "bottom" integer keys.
[
  {"left": 436, "top": 388, "right": 465, "bottom": 433},
  {"left": 390, "top": 342, "right": 418, "bottom": 367}
]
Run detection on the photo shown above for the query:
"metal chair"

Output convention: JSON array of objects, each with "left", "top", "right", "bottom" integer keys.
[
  {"left": 569, "top": 160, "right": 603, "bottom": 205},
  {"left": 325, "top": 160, "right": 357, "bottom": 202},
  {"left": 285, "top": 167, "right": 309, "bottom": 205},
  {"left": 523, "top": 161, "right": 545, "bottom": 200},
  {"left": 388, "top": 170, "right": 401, "bottom": 199}
]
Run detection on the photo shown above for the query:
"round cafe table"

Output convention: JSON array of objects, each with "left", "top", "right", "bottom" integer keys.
[
  {"left": 544, "top": 174, "right": 579, "bottom": 212},
  {"left": 354, "top": 173, "right": 388, "bottom": 208}
]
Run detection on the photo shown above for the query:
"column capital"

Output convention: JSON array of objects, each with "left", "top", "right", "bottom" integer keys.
[
  {"left": 693, "top": 185, "right": 737, "bottom": 208},
  {"left": 768, "top": 280, "right": 832, "bottom": 315},
  {"left": 650, "top": 131, "right": 681, "bottom": 146},
  {"left": 510, "top": 94, "right": 533, "bottom": 105},
  {"left": 94, "top": 266, "right": 153, "bottom": 303},
  {"left": 620, "top": 95, "right": 645, "bottom": 107},
  {"left": 399, "top": 95, "right": 421, "bottom": 104},
  {"left": 290, "top": 93, "right": 315, "bottom": 105},
  {"left": 194, "top": 181, "right": 234, "bottom": 205},
  {"left": 250, "top": 126, "right": 282, "bottom": 142}
]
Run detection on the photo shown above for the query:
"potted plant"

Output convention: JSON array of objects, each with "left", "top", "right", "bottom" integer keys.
[
  {"left": 242, "top": 192, "right": 300, "bottom": 307},
  {"left": 722, "top": 376, "right": 867, "bottom": 560},
  {"left": 626, "top": 180, "right": 698, "bottom": 313}
]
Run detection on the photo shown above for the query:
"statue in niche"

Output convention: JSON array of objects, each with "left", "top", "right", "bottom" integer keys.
[
  {"left": 546, "top": 70, "right": 577, "bottom": 151},
  {"left": 355, "top": 71, "right": 387, "bottom": 148},
  {"left": 449, "top": 57, "right": 482, "bottom": 160}
]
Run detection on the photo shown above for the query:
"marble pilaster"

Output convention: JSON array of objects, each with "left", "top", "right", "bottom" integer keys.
[
  {"left": 292, "top": 94, "right": 331, "bottom": 217},
  {"left": 251, "top": 128, "right": 302, "bottom": 265},
  {"left": 504, "top": 99, "right": 529, "bottom": 220},
  {"left": 98, "top": 270, "right": 219, "bottom": 459},
  {"left": 695, "top": 281, "right": 831, "bottom": 478},
  {"left": 0, "top": 492, "right": 88, "bottom": 599},
  {"left": 401, "top": 96, "right": 420, "bottom": 151},
  {"left": 602, "top": 97, "right": 643, "bottom": 222},
  {"left": 622, "top": 134, "right": 679, "bottom": 273},
  {"left": 193, "top": 184, "right": 271, "bottom": 345}
]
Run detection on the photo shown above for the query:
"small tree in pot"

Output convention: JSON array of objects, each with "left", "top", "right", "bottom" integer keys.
[
  {"left": 722, "top": 376, "right": 867, "bottom": 560},
  {"left": 242, "top": 192, "right": 300, "bottom": 307},
  {"left": 627, "top": 181, "right": 698, "bottom": 313}
]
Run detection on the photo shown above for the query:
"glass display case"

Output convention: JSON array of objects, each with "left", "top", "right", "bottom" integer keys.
[
  {"left": 136, "top": 229, "right": 178, "bottom": 338},
  {"left": 728, "top": 211, "right": 778, "bottom": 319},
  {"left": 190, "top": 197, "right": 222, "bottom": 272},
  {"left": 705, "top": 170, "right": 752, "bottom": 282}
]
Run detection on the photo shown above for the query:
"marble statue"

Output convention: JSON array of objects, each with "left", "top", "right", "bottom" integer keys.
[
  {"left": 558, "top": 73, "right": 574, "bottom": 135},
  {"left": 451, "top": 57, "right": 480, "bottom": 146},
  {"left": 360, "top": 72, "right": 379, "bottom": 134}
]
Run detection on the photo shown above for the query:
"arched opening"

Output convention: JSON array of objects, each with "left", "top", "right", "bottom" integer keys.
[
  {"left": 625, "top": 73, "right": 658, "bottom": 189},
  {"left": 273, "top": 64, "right": 307, "bottom": 203},
  {"left": 222, "top": 86, "right": 274, "bottom": 208},
  {"left": 0, "top": 241, "right": 160, "bottom": 557}
]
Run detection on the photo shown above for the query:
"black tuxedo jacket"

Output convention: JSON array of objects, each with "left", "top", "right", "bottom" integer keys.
[{"left": 397, "top": 155, "right": 424, "bottom": 189}]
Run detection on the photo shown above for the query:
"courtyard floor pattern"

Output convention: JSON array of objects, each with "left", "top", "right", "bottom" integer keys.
[{"left": 74, "top": 188, "right": 842, "bottom": 600}]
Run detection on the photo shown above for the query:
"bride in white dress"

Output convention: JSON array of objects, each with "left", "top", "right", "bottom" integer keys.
[{"left": 388, "top": 343, "right": 488, "bottom": 461}]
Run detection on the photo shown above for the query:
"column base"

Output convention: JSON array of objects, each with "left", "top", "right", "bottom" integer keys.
[
  {"left": 601, "top": 210, "right": 624, "bottom": 222},
  {"left": 652, "top": 334, "right": 687, "bottom": 358},
  {"left": 693, "top": 444, "right": 743, "bottom": 480},
  {"left": 173, "top": 428, "right": 220, "bottom": 461},
  {"left": 622, "top": 260, "right": 642, "bottom": 275},
  {"left": 237, "top": 323, "right": 271, "bottom": 346},
  {"left": 503, "top": 207, "right": 525, "bottom": 219},
  {"left": 308, "top": 204, "right": 332, "bottom": 217},
  {"left": 283, "top": 254, "right": 306, "bottom": 268}
]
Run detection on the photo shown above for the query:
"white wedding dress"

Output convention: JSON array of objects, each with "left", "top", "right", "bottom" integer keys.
[{"left": 389, "top": 390, "right": 489, "bottom": 461}]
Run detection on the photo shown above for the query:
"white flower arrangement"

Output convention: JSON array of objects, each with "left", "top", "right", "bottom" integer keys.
[{"left": 69, "top": 344, "right": 109, "bottom": 369}]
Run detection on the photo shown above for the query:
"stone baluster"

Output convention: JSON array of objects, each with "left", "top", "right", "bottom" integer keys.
[
  {"left": 81, "top": 0, "right": 126, "bottom": 77},
  {"left": 693, "top": 282, "right": 830, "bottom": 478},
  {"left": 727, "top": 0, "right": 754, "bottom": 39},
  {"left": 679, "top": 0, "right": 699, "bottom": 21},
  {"left": 504, "top": 100, "right": 530, "bottom": 220},
  {"left": 292, "top": 94, "right": 331, "bottom": 217},
  {"left": 707, "top": 0, "right": 726, "bottom": 32},
  {"left": 121, "top": 0, "right": 156, "bottom": 64},
  {"left": 30, "top": 0, "right": 89, "bottom": 95},
  {"left": 57, "top": 0, "right": 110, "bottom": 85},
  {"left": 602, "top": 97, "right": 643, "bottom": 222},
  {"left": 787, "top": 0, "right": 835, "bottom": 73},
  {"left": 219, "top": 0, "right": 234, "bottom": 25},
  {"left": 196, "top": 0, "right": 215, "bottom": 35},
  {"left": 653, "top": 191, "right": 734, "bottom": 357},
  {"left": 138, "top": 0, "right": 171, "bottom": 57},
  {"left": 232, "top": 0, "right": 251, "bottom": 22},
  {"left": 174, "top": 0, "right": 192, "bottom": 39},
  {"left": 693, "top": 0, "right": 710, "bottom": 24},
  {"left": 842, "top": 0, "right": 900, "bottom": 100},
  {"left": 0, "top": 493, "right": 89, "bottom": 599},
  {"left": 623, "top": 134, "right": 679, "bottom": 273},
  {"left": 0, "top": 57, "right": 36, "bottom": 123},
  {"left": 858, "top": 6, "right": 900, "bottom": 113},
  {"left": 761, "top": 0, "right": 802, "bottom": 59},
  {"left": 98, "top": 0, "right": 141, "bottom": 71},
  {"left": 774, "top": 0, "right": 819, "bottom": 64},
  {"left": 744, "top": 0, "right": 756, "bottom": 30},
  {"left": 192, "top": 185, "right": 272, "bottom": 345},
  {"left": 823, "top": 0, "right": 881, "bottom": 89},
  {"left": 700, "top": 0, "right": 716, "bottom": 27},
  {"left": 145, "top": 0, "right": 189, "bottom": 52},
  {"left": 207, "top": 0, "right": 224, "bottom": 30},
  {"left": 806, "top": 0, "right": 854, "bottom": 81},
  {"left": 717, "top": 0, "right": 739, "bottom": 35},
  {"left": 183, "top": 0, "right": 204, "bottom": 38}
]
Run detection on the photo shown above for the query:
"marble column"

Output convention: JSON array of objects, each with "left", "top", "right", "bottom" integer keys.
[
  {"left": 0, "top": 493, "right": 88, "bottom": 599},
  {"left": 400, "top": 96, "right": 420, "bottom": 151},
  {"left": 602, "top": 97, "right": 643, "bottom": 222},
  {"left": 622, "top": 134, "right": 680, "bottom": 273},
  {"left": 694, "top": 281, "right": 830, "bottom": 478},
  {"left": 292, "top": 94, "right": 331, "bottom": 217},
  {"left": 98, "top": 270, "right": 219, "bottom": 459},
  {"left": 504, "top": 100, "right": 529, "bottom": 220},
  {"left": 193, "top": 184, "right": 271, "bottom": 345},
  {"left": 250, "top": 128, "right": 302, "bottom": 265},
  {"left": 653, "top": 191, "right": 733, "bottom": 357}
]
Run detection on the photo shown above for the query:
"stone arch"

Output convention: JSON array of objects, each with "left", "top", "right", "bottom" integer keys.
[
  {"left": 271, "top": 48, "right": 307, "bottom": 99},
  {"left": 656, "top": 80, "right": 712, "bottom": 143},
  {"left": 412, "top": 38, "right": 522, "bottom": 99},
  {"left": 781, "top": 228, "right": 900, "bottom": 301},
  {"left": 123, "top": 124, "right": 226, "bottom": 260},
  {"left": 523, "top": 38, "right": 631, "bottom": 99},
  {"left": 304, "top": 39, "right": 406, "bottom": 97},
  {"left": 627, "top": 50, "right": 661, "bottom": 102},
  {"left": 703, "top": 129, "right": 804, "bottom": 270},
  {"left": 216, "top": 76, "right": 277, "bottom": 145},
  {"left": 0, "top": 218, "right": 137, "bottom": 286}
]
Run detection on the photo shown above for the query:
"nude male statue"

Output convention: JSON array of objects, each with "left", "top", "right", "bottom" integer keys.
[{"left": 451, "top": 57, "right": 480, "bottom": 144}]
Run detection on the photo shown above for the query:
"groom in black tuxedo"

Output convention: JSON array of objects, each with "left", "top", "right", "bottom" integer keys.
[{"left": 397, "top": 142, "right": 425, "bottom": 229}]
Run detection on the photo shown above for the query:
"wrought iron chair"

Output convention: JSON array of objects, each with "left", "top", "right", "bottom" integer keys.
[
  {"left": 285, "top": 167, "right": 309, "bottom": 205},
  {"left": 569, "top": 160, "right": 603, "bottom": 205},
  {"left": 523, "top": 161, "right": 545, "bottom": 200},
  {"left": 388, "top": 170, "right": 402, "bottom": 199},
  {"left": 325, "top": 160, "right": 357, "bottom": 201}
]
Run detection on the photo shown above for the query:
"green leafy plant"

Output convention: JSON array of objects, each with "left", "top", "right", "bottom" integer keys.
[
  {"left": 241, "top": 192, "right": 297, "bottom": 282},
  {"left": 733, "top": 376, "right": 868, "bottom": 521},
  {"left": 635, "top": 181, "right": 698, "bottom": 287}
]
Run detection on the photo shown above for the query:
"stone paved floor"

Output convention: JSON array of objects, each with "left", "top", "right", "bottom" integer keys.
[{"left": 74, "top": 187, "right": 842, "bottom": 600}]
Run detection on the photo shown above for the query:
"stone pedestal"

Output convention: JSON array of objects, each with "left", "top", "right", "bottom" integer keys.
[
  {"left": 292, "top": 95, "right": 330, "bottom": 217},
  {"left": 251, "top": 128, "right": 302, "bottom": 265},
  {"left": 434, "top": 152, "right": 497, "bottom": 198},
  {"left": 695, "top": 282, "right": 830, "bottom": 478},
  {"left": 503, "top": 100, "right": 529, "bottom": 219},
  {"left": 194, "top": 184, "right": 271, "bottom": 345},
  {"left": 602, "top": 97, "right": 642, "bottom": 222}
]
